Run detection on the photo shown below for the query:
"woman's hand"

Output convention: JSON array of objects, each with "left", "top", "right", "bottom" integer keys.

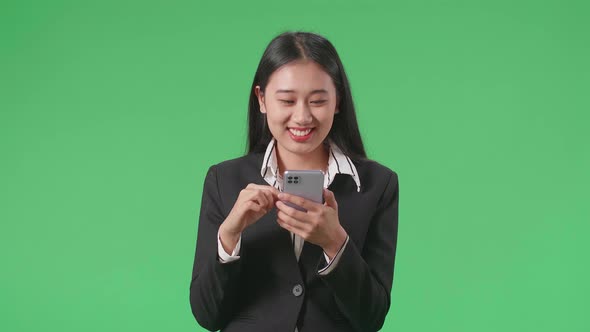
[
  {"left": 219, "top": 184, "right": 279, "bottom": 254},
  {"left": 275, "top": 188, "right": 348, "bottom": 259}
]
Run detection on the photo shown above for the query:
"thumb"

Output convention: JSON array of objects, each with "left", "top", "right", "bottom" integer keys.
[{"left": 323, "top": 188, "right": 338, "bottom": 209}]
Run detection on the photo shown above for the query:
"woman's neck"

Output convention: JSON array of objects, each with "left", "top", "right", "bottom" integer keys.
[{"left": 276, "top": 142, "right": 329, "bottom": 174}]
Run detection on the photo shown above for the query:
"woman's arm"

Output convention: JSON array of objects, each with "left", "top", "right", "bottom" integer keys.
[
  {"left": 319, "top": 171, "right": 400, "bottom": 332},
  {"left": 189, "top": 165, "right": 243, "bottom": 331}
]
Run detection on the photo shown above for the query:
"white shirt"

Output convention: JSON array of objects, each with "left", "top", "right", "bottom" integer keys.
[{"left": 217, "top": 137, "right": 361, "bottom": 273}]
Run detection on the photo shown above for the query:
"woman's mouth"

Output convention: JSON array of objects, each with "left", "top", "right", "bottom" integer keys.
[{"left": 288, "top": 127, "right": 315, "bottom": 142}]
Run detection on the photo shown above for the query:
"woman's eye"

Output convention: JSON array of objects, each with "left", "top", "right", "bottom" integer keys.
[
  {"left": 310, "top": 100, "right": 327, "bottom": 105},
  {"left": 279, "top": 100, "right": 295, "bottom": 105}
]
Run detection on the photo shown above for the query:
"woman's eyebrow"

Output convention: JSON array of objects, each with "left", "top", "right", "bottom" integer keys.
[{"left": 275, "top": 89, "right": 328, "bottom": 94}]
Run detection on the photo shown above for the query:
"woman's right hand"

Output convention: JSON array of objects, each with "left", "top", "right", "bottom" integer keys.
[{"left": 219, "top": 184, "right": 279, "bottom": 253}]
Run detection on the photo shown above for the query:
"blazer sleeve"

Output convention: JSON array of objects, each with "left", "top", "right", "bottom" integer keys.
[
  {"left": 189, "top": 165, "right": 242, "bottom": 331},
  {"left": 319, "top": 171, "right": 399, "bottom": 332}
]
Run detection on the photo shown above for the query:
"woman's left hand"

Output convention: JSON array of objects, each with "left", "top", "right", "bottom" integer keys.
[{"left": 275, "top": 188, "right": 348, "bottom": 259}]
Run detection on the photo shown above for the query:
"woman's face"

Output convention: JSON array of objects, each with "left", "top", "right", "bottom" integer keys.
[{"left": 255, "top": 60, "right": 338, "bottom": 159}]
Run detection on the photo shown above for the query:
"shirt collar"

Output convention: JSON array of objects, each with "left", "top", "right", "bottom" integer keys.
[{"left": 260, "top": 138, "right": 361, "bottom": 192}]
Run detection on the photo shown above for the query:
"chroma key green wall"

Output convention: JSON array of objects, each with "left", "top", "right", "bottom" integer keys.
[{"left": 1, "top": 0, "right": 588, "bottom": 331}]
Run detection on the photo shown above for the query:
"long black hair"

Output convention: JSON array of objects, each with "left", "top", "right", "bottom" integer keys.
[{"left": 247, "top": 31, "right": 367, "bottom": 160}]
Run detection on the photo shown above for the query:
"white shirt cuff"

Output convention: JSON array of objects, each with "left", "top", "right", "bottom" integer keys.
[
  {"left": 319, "top": 235, "right": 349, "bottom": 275},
  {"left": 217, "top": 229, "right": 242, "bottom": 263}
]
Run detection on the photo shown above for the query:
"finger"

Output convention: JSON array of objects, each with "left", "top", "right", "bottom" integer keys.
[
  {"left": 247, "top": 184, "right": 280, "bottom": 196},
  {"left": 276, "top": 211, "right": 307, "bottom": 233},
  {"left": 261, "top": 190, "right": 276, "bottom": 209},
  {"left": 323, "top": 189, "right": 338, "bottom": 209},
  {"left": 278, "top": 192, "right": 321, "bottom": 212},
  {"left": 276, "top": 217, "right": 300, "bottom": 235},
  {"left": 261, "top": 185, "right": 280, "bottom": 197},
  {"left": 240, "top": 190, "right": 270, "bottom": 214},
  {"left": 245, "top": 184, "right": 280, "bottom": 203},
  {"left": 249, "top": 190, "right": 269, "bottom": 208},
  {"left": 276, "top": 200, "right": 309, "bottom": 221},
  {"left": 243, "top": 200, "right": 263, "bottom": 213},
  {"left": 276, "top": 220, "right": 309, "bottom": 240}
]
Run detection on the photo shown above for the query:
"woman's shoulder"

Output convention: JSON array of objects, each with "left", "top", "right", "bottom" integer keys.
[
  {"left": 354, "top": 157, "right": 398, "bottom": 178},
  {"left": 206, "top": 152, "right": 265, "bottom": 175},
  {"left": 352, "top": 158, "right": 399, "bottom": 191}
]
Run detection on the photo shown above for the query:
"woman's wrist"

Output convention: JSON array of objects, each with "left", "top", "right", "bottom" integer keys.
[
  {"left": 219, "top": 222, "right": 242, "bottom": 254},
  {"left": 323, "top": 226, "right": 348, "bottom": 260}
]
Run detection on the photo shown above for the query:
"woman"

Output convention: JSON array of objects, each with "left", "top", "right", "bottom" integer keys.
[{"left": 189, "top": 31, "right": 399, "bottom": 332}]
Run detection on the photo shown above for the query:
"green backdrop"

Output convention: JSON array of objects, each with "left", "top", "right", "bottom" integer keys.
[{"left": 1, "top": 0, "right": 588, "bottom": 331}]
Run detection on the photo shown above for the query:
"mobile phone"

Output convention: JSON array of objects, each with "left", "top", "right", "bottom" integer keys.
[{"left": 282, "top": 170, "right": 324, "bottom": 212}]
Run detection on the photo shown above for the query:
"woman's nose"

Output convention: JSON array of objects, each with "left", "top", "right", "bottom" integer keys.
[{"left": 292, "top": 102, "right": 313, "bottom": 124}]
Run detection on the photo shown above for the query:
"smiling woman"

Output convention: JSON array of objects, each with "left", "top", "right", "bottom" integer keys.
[
  {"left": 255, "top": 60, "right": 338, "bottom": 171},
  {"left": 189, "top": 31, "right": 400, "bottom": 332}
]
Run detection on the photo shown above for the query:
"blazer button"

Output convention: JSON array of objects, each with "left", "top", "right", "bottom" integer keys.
[{"left": 292, "top": 284, "right": 303, "bottom": 297}]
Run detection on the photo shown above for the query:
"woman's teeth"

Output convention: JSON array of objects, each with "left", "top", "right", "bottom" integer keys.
[{"left": 289, "top": 128, "right": 313, "bottom": 136}]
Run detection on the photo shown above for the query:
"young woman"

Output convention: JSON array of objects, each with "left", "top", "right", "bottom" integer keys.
[{"left": 189, "top": 31, "right": 399, "bottom": 332}]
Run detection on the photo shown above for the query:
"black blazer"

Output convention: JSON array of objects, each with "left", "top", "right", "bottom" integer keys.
[{"left": 189, "top": 152, "right": 399, "bottom": 332}]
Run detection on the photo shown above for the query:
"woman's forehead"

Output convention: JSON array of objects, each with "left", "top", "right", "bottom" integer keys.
[{"left": 266, "top": 61, "right": 336, "bottom": 93}]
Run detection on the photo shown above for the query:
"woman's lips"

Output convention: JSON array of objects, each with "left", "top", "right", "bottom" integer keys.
[{"left": 288, "top": 127, "right": 314, "bottom": 142}]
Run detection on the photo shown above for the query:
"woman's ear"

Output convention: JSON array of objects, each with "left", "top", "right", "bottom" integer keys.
[{"left": 255, "top": 86, "right": 266, "bottom": 113}]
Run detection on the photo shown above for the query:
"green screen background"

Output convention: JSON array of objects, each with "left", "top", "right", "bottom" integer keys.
[{"left": 1, "top": 0, "right": 588, "bottom": 331}]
